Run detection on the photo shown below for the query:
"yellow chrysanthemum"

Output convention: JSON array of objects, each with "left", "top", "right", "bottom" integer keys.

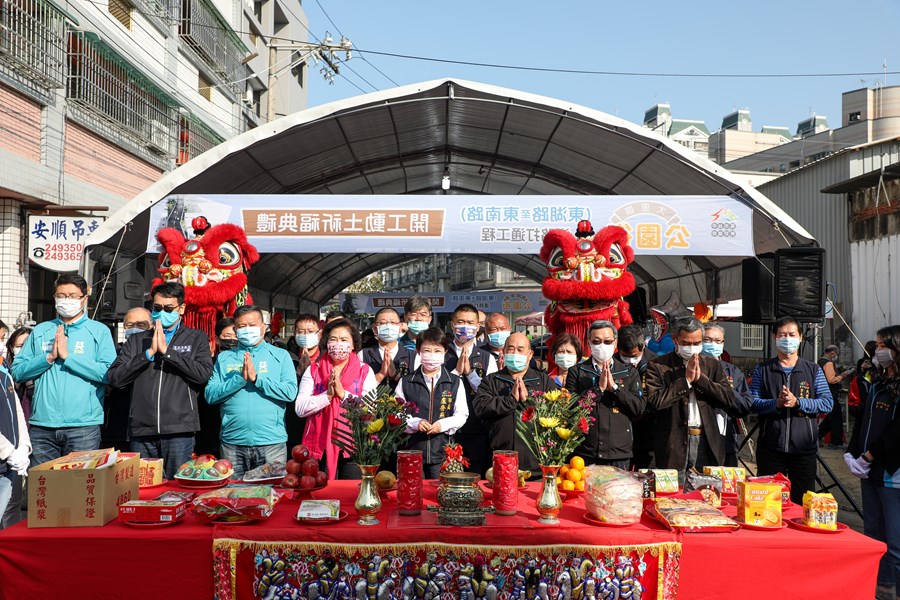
[
  {"left": 539, "top": 417, "right": 560, "bottom": 428},
  {"left": 366, "top": 418, "right": 385, "bottom": 434},
  {"left": 555, "top": 427, "right": 573, "bottom": 440},
  {"left": 544, "top": 389, "right": 563, "bottom": 402}
]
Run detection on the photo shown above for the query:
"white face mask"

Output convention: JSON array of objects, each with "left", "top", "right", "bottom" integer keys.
[
  {"left": 590, "top": 343, "right": 615, "bottom": 363},
  {"left": 874, "top": 348, "right": 894, "bottom": 367},
  {"left": 624, "top": 355, "right": 642, "bottom": 367},
  {"left": 55, "top": 298, "right": 84, "bottom": 319},
  {"left": 676, "top": 344, "right": 703, "bottom": 361},
  {"left": 554, "top": 353, "right": 577, "bottom": 370},
  {"left": 376, "top": 324, "right": 400, "bottom": 343}
]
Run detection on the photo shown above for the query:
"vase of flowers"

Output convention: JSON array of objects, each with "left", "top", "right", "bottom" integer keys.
[
  {"left": 515, "top": 388, "right": 595, "bottom": 524},
  {"left": 333, "top": 385, "right": 412, "bottom": 525}
]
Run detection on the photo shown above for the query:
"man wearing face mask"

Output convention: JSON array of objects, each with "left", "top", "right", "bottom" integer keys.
[
  {"left": 480, "top": 313, "right": 511, "bottom": 363},
  {"left": 399, "top": 295, "right": 433, "bottom": 351},
  {"left": 107, "top": 284, "right": 214, "bottom": 479},
  {"left": 700, "top": 323, "right": 752, "bottom": 467},
  {"left": 474, "top": 332, "right": 556, "bottom": 478},
  {"left": 645, "top": 318, "right": 737, "bottom": 480},
  {"left": 359, "top": 307, "right": 418, "bottom": 390},
  {"left": 206, "top": 305, "right": 299, "bottom": 479},
  {"left": 101, "top": 307, "right": 152, "bottom": 451},
  {"left": 565, "top": 321, "right": 644, "bottom": 469},
  {"left": 615, "top": 325, "right": 657, "bottom": 470},
  {"left": 749, "top": 316, "right": 832, "bottom": 504},
  {"left": 445, "top": 303, "right": 498, "bottom": 477},
  {"left": 12, "top": 274, "right": 116, "bottom": 465}
]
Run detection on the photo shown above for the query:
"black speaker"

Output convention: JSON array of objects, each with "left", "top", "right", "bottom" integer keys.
[
  {"left": 624, "top": 286, "right": 649, "bottom": 325},
  {"left": 742, "top": 253, "right": 776, "bottom": 324},
  {"left": 775, "top": 247, "right": 826, "bottom": 322},
  {"left": 92, "top": 251, "right": 146, "bottom": 321}
]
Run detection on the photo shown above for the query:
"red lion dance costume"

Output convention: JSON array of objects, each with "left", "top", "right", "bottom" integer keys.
[
  {"left": 152, "top": 216, "right": 260, "bottom": 348},
  {"left": 540, "top": 220, "right": 636, "bottom": 352}
]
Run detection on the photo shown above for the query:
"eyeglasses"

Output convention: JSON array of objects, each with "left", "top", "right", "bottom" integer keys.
[
  {"left": 151, "top": 304, "right": 181, "bottom": 313},
  {"left": 54, "top": 294, "right": 84, "bottom": 300}
]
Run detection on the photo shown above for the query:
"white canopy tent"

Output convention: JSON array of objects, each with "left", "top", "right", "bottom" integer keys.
[{"left": 83, "top": 79, "right": 816, "bottom": 315}]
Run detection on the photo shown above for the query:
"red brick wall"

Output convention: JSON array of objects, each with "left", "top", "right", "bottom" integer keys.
[
  {"left": 64, "top": 121, "right": 163, "bottom": 198},
  {"left": 0, "top": 84, "right": 41, "bottom": 161}
]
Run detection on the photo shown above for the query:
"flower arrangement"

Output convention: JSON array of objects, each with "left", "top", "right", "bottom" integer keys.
[
  {"left": 332, "top": 385, "right": 413, "bottom": 466},
  {"left": 515, "top": 388, "right": 596, "bottom": 466}
]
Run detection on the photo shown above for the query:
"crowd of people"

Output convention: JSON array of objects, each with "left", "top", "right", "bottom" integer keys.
[{"left": 0, "top": 274, "right": 897, "bottom": 598}]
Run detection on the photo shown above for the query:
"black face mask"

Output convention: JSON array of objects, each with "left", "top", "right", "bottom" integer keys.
[{"left": 219, "top": 338, "right": 239, "bottom": 351}]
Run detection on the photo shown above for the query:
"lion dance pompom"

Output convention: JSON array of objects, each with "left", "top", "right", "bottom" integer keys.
[
  {"left": 152, "top": 216, "right": 260, "bottom": 349},
  {"left": 540, "top": 220, "right": 635, "bottom": 355}
]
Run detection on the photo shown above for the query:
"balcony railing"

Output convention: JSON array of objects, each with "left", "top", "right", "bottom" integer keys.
[
  {"left": 66, "top": 31, "right": 178, "bottom": 156},
  {"left": 176, "top": 0, "right": 248, "bottom": 99},
  {"left": 0, "top": 0, "right": 67, "bottom": 89},
  {"left": 177, "top": 114, "right": 223, "bottom": 165}
]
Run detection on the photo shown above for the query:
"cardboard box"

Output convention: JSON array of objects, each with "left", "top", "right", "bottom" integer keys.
[
  {"left": 736, "top": 481, "right": 782, "bottom": 527},
  {"left": 118, "top": 499, "right": 186, "bottom": 524},
  {"left": 28, "top": 452, "right": 139, "bottom": 528}
]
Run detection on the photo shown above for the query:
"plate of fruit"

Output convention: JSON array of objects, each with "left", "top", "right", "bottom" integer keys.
[
  {"left": 279, "top": 444, "right": 328, "bottom": 496},
  {"left": 174, "top": 454, "right": 233, "bottom": 488},
  {"left": 559, "top": 457, "right": 587, "bottom": 498}
]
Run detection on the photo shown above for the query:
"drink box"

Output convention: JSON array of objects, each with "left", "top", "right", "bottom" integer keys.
[
  {"left": 28, "top": 452, "right": 139, "bottom": 528},
  {"left": 118, "top": 499, "right": 186, "bottom": 524},
  {"left": 736, "top": 481, "right": 782, "bottom": 527}
]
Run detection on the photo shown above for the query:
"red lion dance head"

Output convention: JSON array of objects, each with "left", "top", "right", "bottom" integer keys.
[
  {"left": 540, "top": 220, "right": 636, "bottom": 352},
  {"left": 151, "top": 216, "right": 260, "bottom": 347}
]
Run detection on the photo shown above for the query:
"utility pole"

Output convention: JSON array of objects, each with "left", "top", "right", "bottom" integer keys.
[{"left": 267, "top": 35, "right": 352, "bottom": 123}]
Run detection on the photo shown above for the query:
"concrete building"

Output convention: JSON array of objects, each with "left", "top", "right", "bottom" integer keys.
[
  {"left": 642, "top": 103, "right": 710, "bottom": 155},
  {"left": 707, "top": 109, "right": 794, "bottom": 165},
  {"left": 0, "top": 0, "right": 309, "bottom": 326},
  {"left": 382, "top": 255, "right": 539, "bottom": 295}
]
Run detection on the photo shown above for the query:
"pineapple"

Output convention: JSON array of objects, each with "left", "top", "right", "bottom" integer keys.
[{"left": 441, "top": 443, "right": 470, "bottom": 474}]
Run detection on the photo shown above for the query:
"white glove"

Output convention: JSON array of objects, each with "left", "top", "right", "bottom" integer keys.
[
  {"left": 844, "top": 452, "right": 870, "bottom": 479},
  {"left": 7, "top": 446, "right": 29, "bottom": 474}
]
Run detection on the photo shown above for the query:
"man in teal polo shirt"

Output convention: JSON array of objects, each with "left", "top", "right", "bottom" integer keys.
[
  {"left": 12, "top": 273, "right": 116, "bottom": 465},
  {"left": 205, "top": 305, "right": 298, "bottom": 479}
]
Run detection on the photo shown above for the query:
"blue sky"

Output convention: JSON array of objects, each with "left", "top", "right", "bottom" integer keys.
[{"left": 302, "top": 0, "right": 899, "bottom": 134}]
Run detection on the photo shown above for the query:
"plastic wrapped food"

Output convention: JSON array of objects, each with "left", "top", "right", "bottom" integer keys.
[
  {"left": 243, "top": 462, "right": 287, "bottom": 481},
  {"left": 747, "top": 473, "right": 791, "bottom": 506},
  {"left": 584, "top": 466, "right": 644, "bottom": 525},
  {"left": 649, "top": 497, "right": 739, "bottom": 532},
  {"left": 684, "top": 471, "right": 722, "bottom": 506},
  {"left": 189, "top": 485, "right": 277, "bottom": 523}
]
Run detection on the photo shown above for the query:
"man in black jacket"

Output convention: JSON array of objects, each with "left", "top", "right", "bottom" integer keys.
[
  {"left": 474, "top": 332, "right": 556, "bottom": 478},
  {"left": 107, "top": 283, "right": 214, "bottom": 479},
  {"left": 566, "top": 320, "right": 644, "bottom": 469}
]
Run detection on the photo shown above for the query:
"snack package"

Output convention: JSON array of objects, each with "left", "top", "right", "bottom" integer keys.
[
  {"left": 684, "top": 471, "right": 723, "bottom": 507},
  {"left": 243, "top": 462, "right": 287, "bottom": 481},
  {"left": 640, "top": 469, "right": 679, "bottom": 493},
  {"left": 747, "top": 473, "right": 791, "bottom": 506},
  {"left": 703, "top": 466, "right": 747, "bottom": 494},
  {"left": 802, "top": 492, "right": 838, "bottom": 530},
  {"left": 190, "top": 485, "right": 277, "bottom": 523},
  {"left": 736, "top": 481, "right": 782, "bottom": 527},
  {"left": 139, "top": 458, "right": 164, "bottom": 487},
  {"left": 648, "top": 497, "right": 739, "bottom": 532},
  {"left": 635, "top": 471, "right": 656, "bottom": 499},
  {"left": 584, "top": 466, "right": 644, "bottom": 525},
  {"left": 175, "top": 455, "right": 233, "bottom": 481},
  {"left": 118, "top": 498, "right": 186, "bottom": 524}
]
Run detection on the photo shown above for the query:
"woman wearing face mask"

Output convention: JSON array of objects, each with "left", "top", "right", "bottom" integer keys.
[
  {"left": 845, "top": 325, "right": 900, "bottom": 600},
  {"left": 548, "top": 333, "right": 582, "bottom": 387},
  {"left": 3, "top": 328, "right": 33, "bottom": 423},
  {"left": 565, "top": 321, "right": 645, "bottom": 469},
  {"left": 295, "top": 318, "right": 377, "bottom": 480}
]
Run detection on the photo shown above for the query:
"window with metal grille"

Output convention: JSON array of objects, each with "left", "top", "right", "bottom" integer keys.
[
  {"left": 741, "top": 323, "right": 765, "bottom": 351},
  {"left": 198, "top": 73, "right": 211, "bottom": 100},
  {"left": 108, "top": 0, "right": 132, "bottom": 29},
  {"left": 176, "top": 0, "right": 249, "bottom": 99},
  {"left": 177, "top": 115, "right": 223, "bottom": 165},
  {"left": 0, "top": 0, "right": 67, "bottom": 89}
]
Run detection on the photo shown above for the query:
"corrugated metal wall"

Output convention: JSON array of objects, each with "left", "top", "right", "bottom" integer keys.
[{"left": 850, "top": 234, "right": 900, "bottom": 343}]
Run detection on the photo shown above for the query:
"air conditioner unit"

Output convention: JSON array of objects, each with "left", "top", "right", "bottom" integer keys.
[{"left": 147, "top": 118, "right": 170, "bottom": 154}]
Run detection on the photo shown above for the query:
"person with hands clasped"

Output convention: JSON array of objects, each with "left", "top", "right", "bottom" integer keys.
[
  {"left": 566, "top": 321, "right": 644, "bottom": 470},
  {"left": 396, "top": 327, "right": 467, "bottom": 478},
  {"left": 295, "top": 318, "right": 377, "bottom": 480},
  {"left": 107, "top": 283, "right": 213, "bottom": 479},
  {"left": 749, "top": 316, "right": 833, "bottom": 504},
  {"left": 845, "top": 325, "right": 900, "bottom": 600},
  {"left": 12, "top": 273, "right": 116, "bottom": 465},
  {"left": 0, "top": 361, "right": 30, "bottom": 529},
  {"left": 645, "top": 318, "right": 737, "bottom": 481},
  {"left": 359, "top": 307, "right": 418, "bottom": 390},
  {"left": 206, "top": 305, "right": 298, "bottom": 480}
]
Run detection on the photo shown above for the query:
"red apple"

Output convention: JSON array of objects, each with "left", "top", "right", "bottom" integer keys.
[
  {"left": 299, "top": 475, "right": 316, "bottom": 489},
  {"left": 315, "top": 471, "right": 327, "bottom": 486},
  {"left": 291, "top": 444, "right": 310, "bottom": 462},
  {"left": 301, "top": 459, "right": 319, "bottom": 477},
  {"left": 285, "top": 460, "right": 302, "bottom": 475},
  {"left": 212, "top": 459, "right": 232, "bottom": 475},
  {"left": 282, "top": 474, "right": 300, "bottom": 488}
]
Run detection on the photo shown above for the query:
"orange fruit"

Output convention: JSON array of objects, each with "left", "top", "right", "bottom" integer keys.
[
  {"left": 560, "top": 465, "right": 570, "bottom": 478},
  {"left": 569, "top": 456, "right": 585, "bottom": 470},
  {"left": 575, "top": 480, "right": 585, "bottom": 491},
  {"left": 562, "top": 480, "right": 575, "bottom": 491},
  {"left": 566, "top": 469, "right": 582, "bottom": 483},
  {"left": 555, "top": 476, "right": 562, "bottom": 485}
]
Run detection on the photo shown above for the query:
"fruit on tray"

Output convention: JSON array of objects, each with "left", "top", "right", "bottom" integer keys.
[
  {"left": 281, "top": 456, "right": 326, "bottom": 489},
  {"left": 374, "top": 471, "right": 396, "bottom": 489},
  {"left": 176, "top": 454, "right": 233, "bottom": 480}
]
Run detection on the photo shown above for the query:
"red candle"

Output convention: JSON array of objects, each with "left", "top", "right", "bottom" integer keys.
[
  {"left": 493, "top": 450, "right": 518, "bottom": 516},
  {"left": 397, "top": 450, "right": 423, "bottom": 515}
]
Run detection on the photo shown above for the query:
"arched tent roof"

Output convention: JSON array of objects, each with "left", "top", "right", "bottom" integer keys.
[{"left": 85, "top": 78, "right": 815, "bottom": 312}]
